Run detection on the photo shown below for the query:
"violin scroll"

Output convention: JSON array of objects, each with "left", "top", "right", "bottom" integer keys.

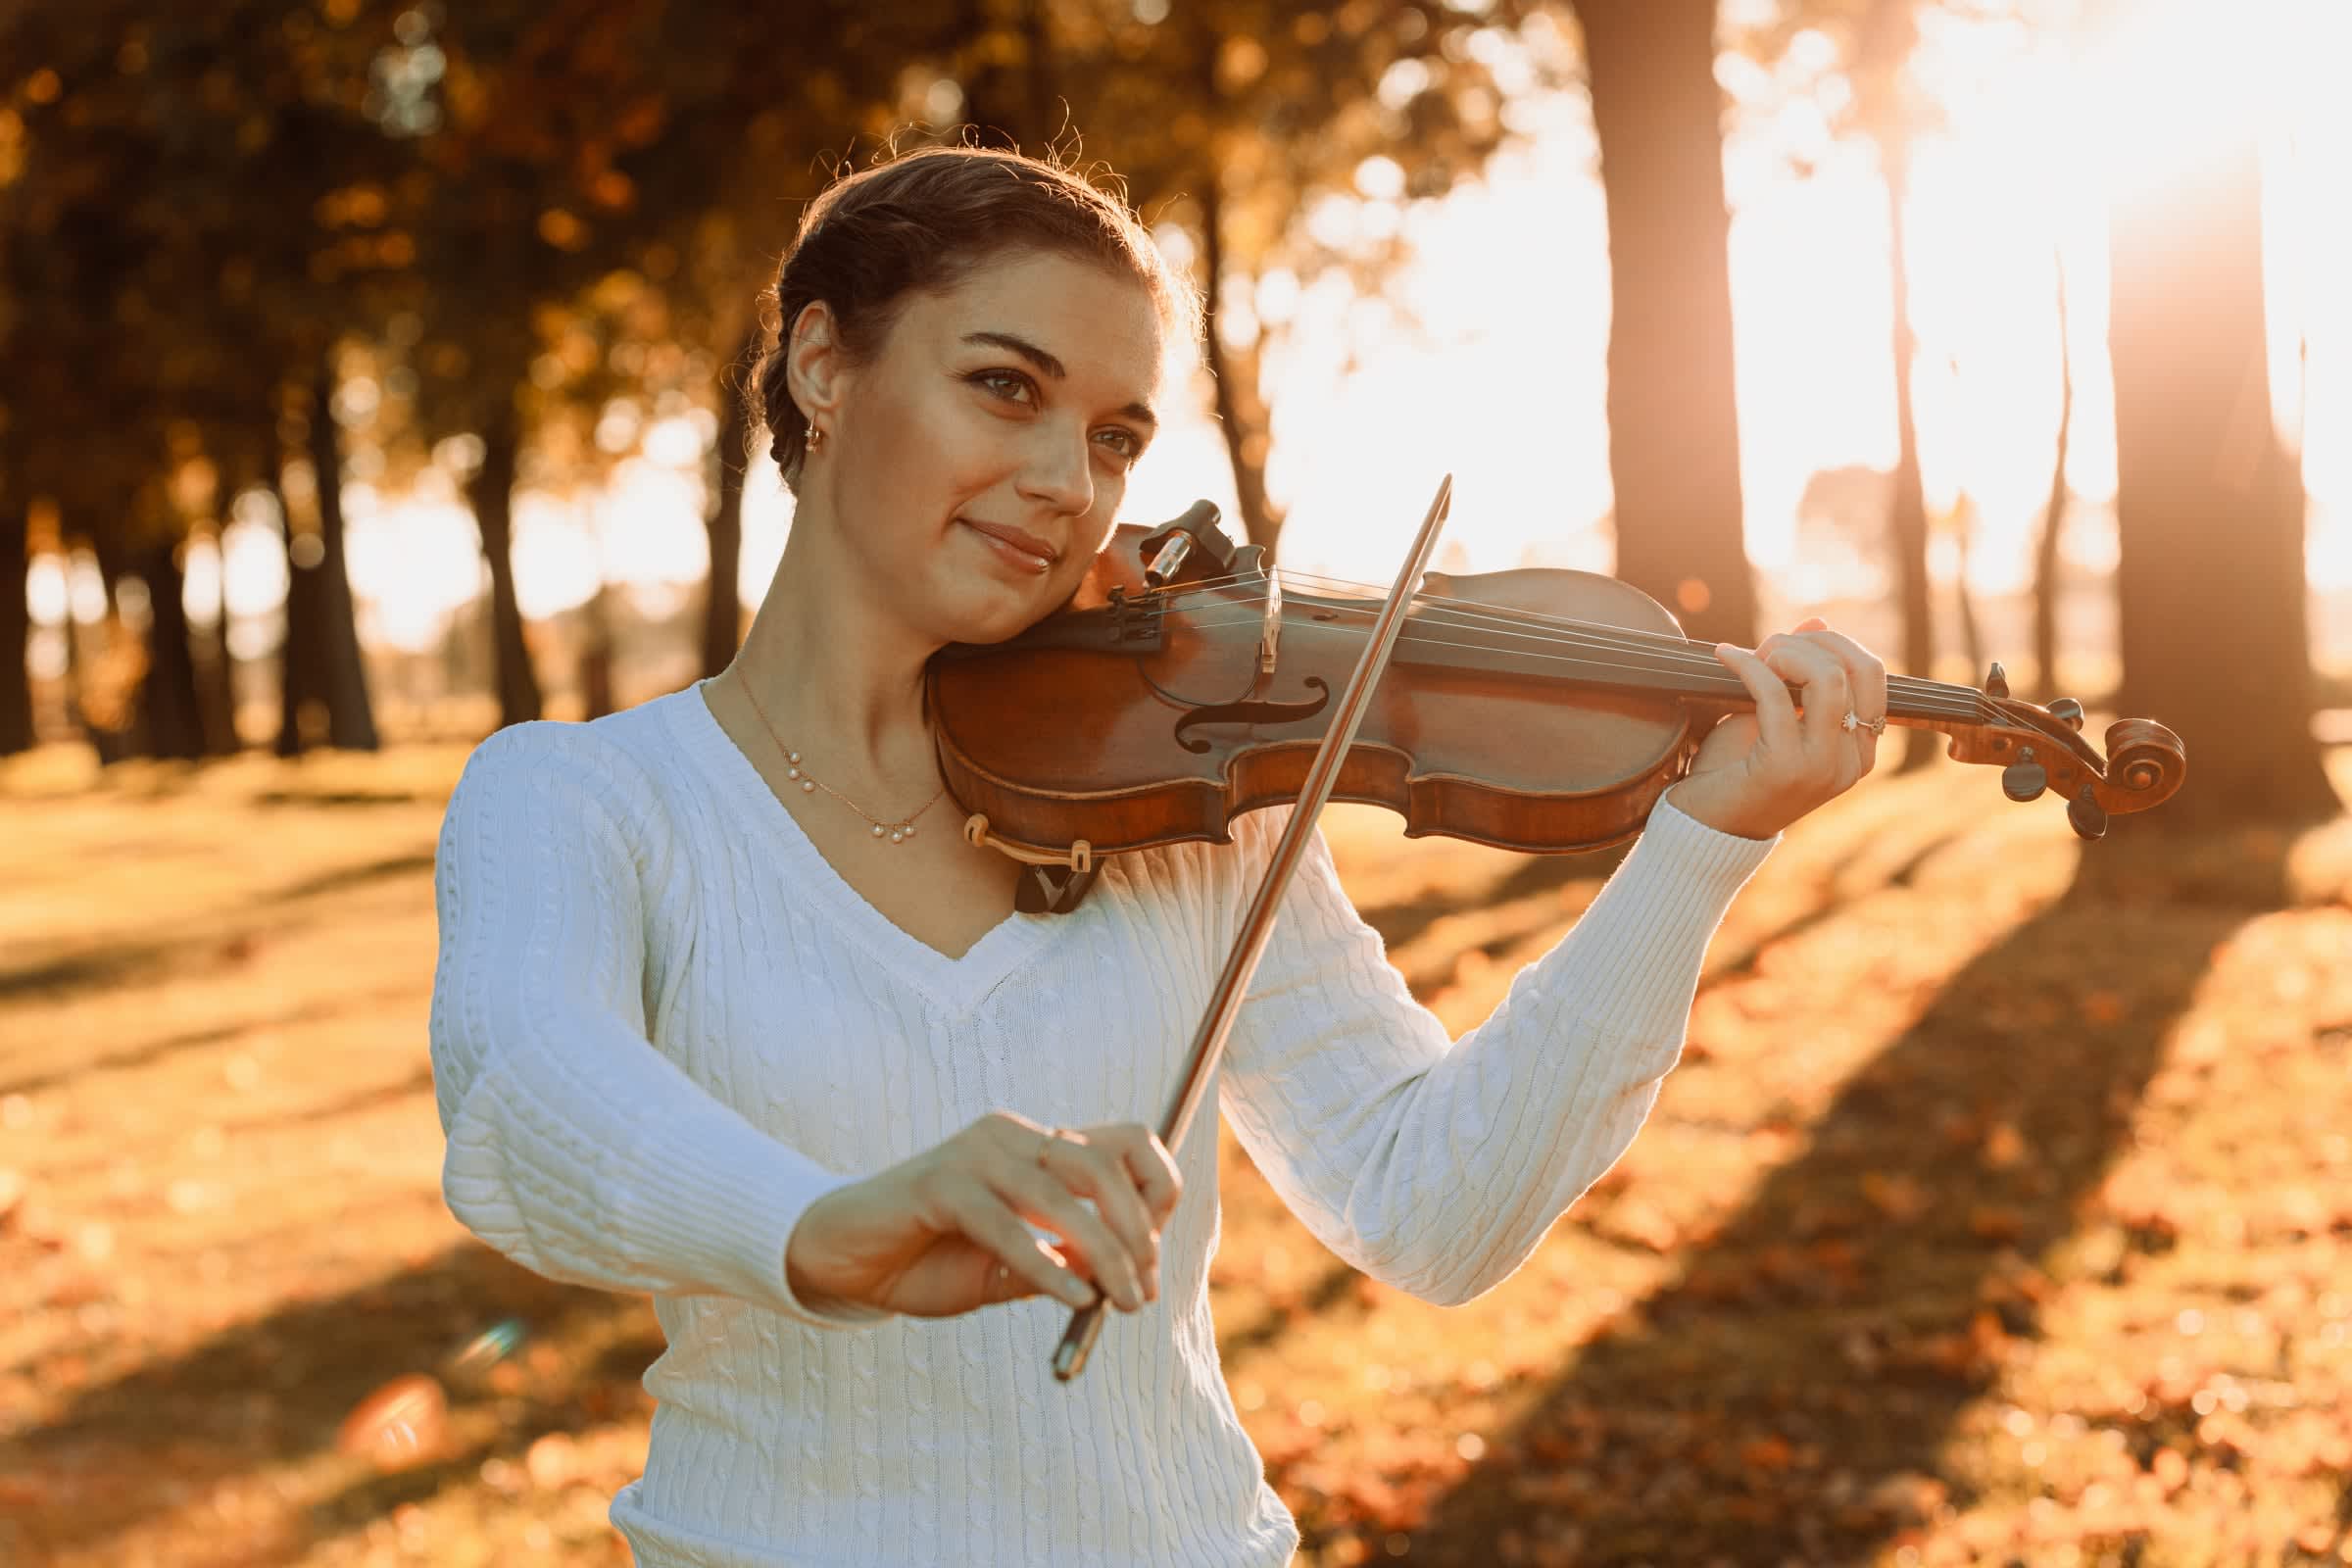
[
  {"left": 1950, "top": 695, "right": 2185, "bottom": 835},
  {"left": 2099, "top": 717, "right": 2189, "bottom": 813}
]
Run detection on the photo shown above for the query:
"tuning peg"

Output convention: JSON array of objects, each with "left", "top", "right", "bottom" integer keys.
[
  {"left": 1984, "top": 662, "right": 2009, "bottom": 700},
  {"left": 2047, "top": 697, "right": 2084, "bottom": 731},
  {"left": 2067, "top": 784, "right": 2108, "bottom": 840},
  {"left": 2002, "top": 760, "right": 2047, "bottom": 803}
]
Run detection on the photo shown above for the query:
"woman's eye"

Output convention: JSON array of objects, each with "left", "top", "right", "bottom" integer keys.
[
  {"left": 1093, "top": 427, "right": 1143, "bottom": 465},
  {"left": 971, "top": 369, "right": 1035, "bottom": 404}
]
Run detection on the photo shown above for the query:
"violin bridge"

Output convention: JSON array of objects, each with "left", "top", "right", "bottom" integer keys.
[{"left": 1258, "top": 564, "right": 1282, "bottom": 674}]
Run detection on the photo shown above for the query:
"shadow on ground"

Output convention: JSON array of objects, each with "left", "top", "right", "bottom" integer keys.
[
  {"left": 4, "top": 1242, "right": 657, "bottom": 1565},
  {"left": 0, "top": 849, "right": 436, "bottom": 1009},
  {"left": 1393, "top": 825, "right": 2288, "bottom": 1563}
]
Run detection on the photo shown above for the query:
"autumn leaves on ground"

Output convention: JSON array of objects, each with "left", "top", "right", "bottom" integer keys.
[{"left": 5, "top": 741, "right": 2352, "bottom": 1568}]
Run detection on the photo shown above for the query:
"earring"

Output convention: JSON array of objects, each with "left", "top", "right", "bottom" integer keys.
[{"left": 804, "top": 421, "right": 824, "bottom": 452}]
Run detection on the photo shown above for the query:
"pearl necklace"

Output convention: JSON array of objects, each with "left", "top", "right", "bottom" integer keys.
[{"left": 730, "top": 676, "right": 947, "bottom": 846}]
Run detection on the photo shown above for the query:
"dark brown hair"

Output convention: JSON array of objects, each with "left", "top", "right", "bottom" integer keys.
[{"left": 752, "top": 144, "right": 1199, "bottom": 491}]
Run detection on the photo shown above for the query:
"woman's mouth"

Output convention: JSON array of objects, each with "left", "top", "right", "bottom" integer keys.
[{"left": 959, "top": 517, "right": 1058, "bottom": 576}]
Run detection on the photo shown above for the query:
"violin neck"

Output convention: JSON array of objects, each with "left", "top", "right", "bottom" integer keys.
[
  {"left": 1671, "top": 640, "right": 1985, "bottom": 729},
  {"left": 1387, "top": 610, "right": 1986, "bottom": 726}
]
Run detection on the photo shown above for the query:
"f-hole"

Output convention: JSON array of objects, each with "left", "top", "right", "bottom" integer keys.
[{"left": 1171, "top": 677, "right": 1333, "bottom": 755}]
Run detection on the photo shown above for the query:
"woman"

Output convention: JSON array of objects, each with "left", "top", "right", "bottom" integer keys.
[{"left": 428, "top": 144, "right": 1885, "bottom": 1566}]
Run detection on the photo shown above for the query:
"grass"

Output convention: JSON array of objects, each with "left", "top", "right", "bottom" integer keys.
[{"left": 3, "top": 735, "right": 2349, "bottom": 1566}]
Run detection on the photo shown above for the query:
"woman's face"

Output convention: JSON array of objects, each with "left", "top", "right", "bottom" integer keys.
[{"left": 813, "top": 248, "right": 1166, "bottom": 648}]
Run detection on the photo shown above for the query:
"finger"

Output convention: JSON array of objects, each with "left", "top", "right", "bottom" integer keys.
[
  {"left": 996, "top": 1164, "right": 1148, "bottom": 1311},
  {"left": 1797, "top": 625, "right": 1887, "bottom": 782},
  {"left": 1756, "top": 633, "right": 1850, "bottom": 753},
  {"left": 955, "top": 1194, "right": 1098, "bottom": 1309},
  {"left": 1051, "top": 1135, "right": 1161, "bottom": 1301},
  {"left": 982, "top": 1248, "right": 1050, "bottom": 1304},
  {"left": 982, "top": 1255, "right": 1025, "bottom": 1304},
  {"left": 1710, "top": 642, "right": 1801, "bottom": 755},
  {"left": 1793, "top": 621, "right": 1887, "bottom": 727},
  {"left": 1092, "top": 1123, "right": 1184, "bottom": 1228}
]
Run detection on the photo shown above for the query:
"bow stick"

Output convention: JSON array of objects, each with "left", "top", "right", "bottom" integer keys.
[{"left": 1052, "top": 473, "right": 1456, "bottom": 1382}]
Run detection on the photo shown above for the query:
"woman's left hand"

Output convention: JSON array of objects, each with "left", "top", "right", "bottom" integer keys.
[{"left": 1661, "top": 616, "right": 1887, "bottom": 841}]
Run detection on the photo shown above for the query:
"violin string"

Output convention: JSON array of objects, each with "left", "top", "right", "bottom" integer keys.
[
  {"left": 1140, "top": 563, "right": 1909, "bottom": 687},
  {"left": 1116, "top": 553, "right": 2106, "bottom": 745},
  {"left": 1200, "top": 570, "right": 2003, "bottom": 718},
  {"left": 1191, "top": 614, "right": 1877, "bottom": 706},
  {"left": 1147, "top": 590, "right": 1997, "bottom": 721},
  {"left": 1197, "top": 568, "right": 1996, "bottom": 713},
  {"left": 1154, "top": 598, "right": 1997, "bottom": 722},
  {"left": 1272, "top": 568, "right": 1880, "bottom": 670},
  {"left": 1142, "top": 565, "right": 1725, "bottom": 656},
  {"left": 1159, "top": 613, "right": 2003, "bottom": 720},
  {"left": 1139, "top": 569, "right": 1995, "bottom": 715}
]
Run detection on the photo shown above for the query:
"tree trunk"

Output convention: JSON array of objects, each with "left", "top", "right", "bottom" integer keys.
[
  {"left": 1199, "top": 179, "right": 1287, "bottom": 554},
  {"left": 702, "top": 324, "right": 756, "bottom": 679},
  {"left": 1952, "top": 519, "right": 1984, "bottom": 688},
  {"left": 1017, "top": 0, "right": 1054, "bottom": 147},
  {"left": 134, "top": 537, "right": 208, "bottom": 760},
  {"left": 273, "top": 476, "right": 326, "bottom": 758},
  {"left": 310, "top": 365, "right": 379, "bottom": 750},
  {"left": 54, "top": 525, "right": 93, "bottom": 756},
  {"left": 956, "top": 0, "right": 1056, "bottom": 148},
  {"left": 1881, "top": 144, "right": 1936, "bottom": 770},
  {"left": 467, "top": 406, "right": 543, "bottom": 730},
  {"left": 1574, "top": 0, "right": 1756, "bottom": 651},
  {"left": 194, "top": 528, "right": 242, "bottom": 756},
  {"left": 579, "top": 585, "right": 616, "bottom": 720},
  {"left": 2032, "top": 244, "right": 2073, "bottom": 704},
  {"left": 2110, "top": 134, "right": 2335, "bottom": 827},
  {"left": 85, "top": 531, "right": 144, "bottom": 763},
  {"left": 0, "top": 456, "right": 32, "bottom": 756}
]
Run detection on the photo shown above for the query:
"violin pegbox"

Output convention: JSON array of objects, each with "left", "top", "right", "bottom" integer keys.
[{"left": 1949, "top": 666, "right": 2186, "bottom": 836}]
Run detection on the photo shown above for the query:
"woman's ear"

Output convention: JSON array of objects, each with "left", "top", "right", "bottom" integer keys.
[{"left": 786, "top": 299, "right": 847, "bottom": 431}]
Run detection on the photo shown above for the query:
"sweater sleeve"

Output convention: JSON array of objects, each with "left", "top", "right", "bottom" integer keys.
[
  {"left": 1215, "top": 797, "right": 1775, "bottom": 1306},
  {"left": 427, "top": 722, "right": 884, "bottom": 1328}
]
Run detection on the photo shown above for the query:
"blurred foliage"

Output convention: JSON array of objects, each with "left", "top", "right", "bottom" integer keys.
[
  {"left": 0, "top": 0, "right": 406, "bottom": 532},
  {"left": 0, "top": 0, "right": 1573, "bottom": 737},
  {"left": 977, "top": 1, "right": 1574, "bottom": 545},
  {"left": 0, "top": 0, "right": 1562, "bottom": 552}
]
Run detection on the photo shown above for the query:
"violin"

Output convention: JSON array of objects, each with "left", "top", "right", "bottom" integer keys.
[
  {"left": 930, "top": 497, "right": 2187, "bottom": 907},
  {"left": 937, "top": 482, "right": 2182, "bottom": 1382}
]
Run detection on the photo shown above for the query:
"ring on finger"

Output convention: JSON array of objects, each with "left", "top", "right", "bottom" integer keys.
[
  {"left": 1839, "top": 710, "right": 1886, "bottom": 737},
  {"left": 1038, "top": 1126, "right": 1071, "bottom": 1170}
]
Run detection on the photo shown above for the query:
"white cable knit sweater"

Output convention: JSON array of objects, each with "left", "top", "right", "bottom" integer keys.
[{"left": 426, "top": 682, "right": 1774, "bottom": 1567}]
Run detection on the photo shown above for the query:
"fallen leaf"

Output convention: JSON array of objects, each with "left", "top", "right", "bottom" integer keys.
[
  {"left": 1981, "top": 1121, "right": 2028, "bottom": 1168},
  {"left": 336, "top": 1373, "right": 447, "bottom": 1471}
]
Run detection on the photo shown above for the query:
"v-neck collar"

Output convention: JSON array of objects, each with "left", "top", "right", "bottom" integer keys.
[{"left": 662, "top": 682, "right": 1054, "bottom": 1017}]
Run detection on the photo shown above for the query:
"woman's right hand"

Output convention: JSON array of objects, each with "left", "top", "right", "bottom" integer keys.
[{"left": 783, "top": 1112, "right": 1182, "bottom": 1319}]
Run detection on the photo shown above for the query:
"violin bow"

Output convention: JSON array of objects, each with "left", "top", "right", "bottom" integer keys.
[{"left": 1052, "top": 473, "right": 1456, "bottom": 1382}]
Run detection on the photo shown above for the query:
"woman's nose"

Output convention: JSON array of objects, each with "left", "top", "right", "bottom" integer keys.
[{"left": 1016, "top": 422, "right": 1096, "bottom": 516}]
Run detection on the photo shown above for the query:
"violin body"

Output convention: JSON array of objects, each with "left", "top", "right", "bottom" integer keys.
[
  {"left": 936, "top": 554, "right": 1709, "bottom": 858},
  {"left": 927, "top": 506, "right": 2187, "bottom": 873}
]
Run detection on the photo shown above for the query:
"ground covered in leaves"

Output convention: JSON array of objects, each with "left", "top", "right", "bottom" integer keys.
[{"left": 3, "top": 737, "right": 2350, "bottom": 1566}]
